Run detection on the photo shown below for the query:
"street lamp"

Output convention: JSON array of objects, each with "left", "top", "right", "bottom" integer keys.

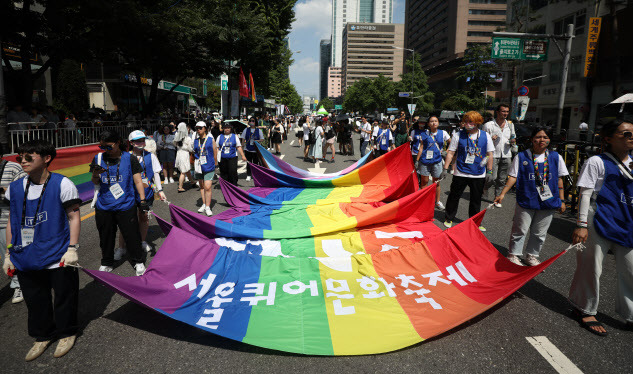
[{"left": 392, "top": 46, "right": 415, "bottom": 115}]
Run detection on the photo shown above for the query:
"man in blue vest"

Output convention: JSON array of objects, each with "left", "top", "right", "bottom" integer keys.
[
  {"left": 240, "top": 118, "right": 264, "bottom": 182},
  {"left": 3, "top": 139, "right": 82, "bottom": 361},
  {"left": 216, "top": 122, "right": 247, "bottom": 185}
]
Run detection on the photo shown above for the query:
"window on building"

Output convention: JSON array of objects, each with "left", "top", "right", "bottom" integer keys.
[
  {"left": 569, "top": 56, "right": 583, "bottom": 80},
  {"left": 468, "top": 9, "right": 506, "bottom": 15},
  {"left": 469, "top": 0, "right": 506, "bottom": 3},
  {"left": 554, "top": 10, "right": 585, "bottom": 36},
  {"left": 549, "top": 60, "right": 562, "bottom": 83},
  {"left": 467, "top": 31, "right": 493, "bottom": 37}
]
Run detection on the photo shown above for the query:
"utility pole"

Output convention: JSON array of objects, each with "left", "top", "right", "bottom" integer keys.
[{"left": 556, "top": 24, "right": 575, "bottom": 135}]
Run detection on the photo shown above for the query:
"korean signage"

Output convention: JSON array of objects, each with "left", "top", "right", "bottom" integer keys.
[
  {"left": 221, "top": 73, "right": 229, "bottom": 91},
  {"left": 584, "top": 17, "right": 602, "bottom": 77},
  {"left": 491, "top": 38, "right": 549, "bottom": 61},
  {"left": 348, "top": 24, "right": 395, "bottom": 33},
  {"left": 160, "top": 81, "right": 192, "bottom": 94}
]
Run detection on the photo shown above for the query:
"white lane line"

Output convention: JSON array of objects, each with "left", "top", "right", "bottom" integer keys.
[
  {"left": 526, "top": 336, "right": 583, "bottom": 374},
  {"left": 279, "top": 155, "right": 285, "bottom": 160},
  {"left": 290, "top": 140, "right": 295, "bottom": 146}
]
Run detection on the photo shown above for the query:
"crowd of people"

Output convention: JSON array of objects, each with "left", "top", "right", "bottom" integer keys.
[{"left": 0, "top": 107, "right": 631, "bottom": 361}]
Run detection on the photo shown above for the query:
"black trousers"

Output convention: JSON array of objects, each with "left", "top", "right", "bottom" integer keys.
[
  {"left": 220, "top": 156, "right": 238, "bottom": 185},
  {"left": 245, "top": 151, "right": 259, "bottom": 177},
  {"left": 17, "top": 267, "right": 79, "bottom": 341},
  {"left": 444, "top": 175, "right": 486, "bottom": 222},
  {"left": 96, "top": 206, "right": 145, "bottom": 266}
]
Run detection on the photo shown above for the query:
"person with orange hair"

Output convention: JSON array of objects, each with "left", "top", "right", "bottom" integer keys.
[{"left": 441, "top": 111, "right": 494, "bottom": 231}]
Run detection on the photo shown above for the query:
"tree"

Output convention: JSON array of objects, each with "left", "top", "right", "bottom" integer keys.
[
  {"left": 395, "top": 54, "right": 435, "bottom": 115},
  {"left": 439, "top": 90, "right": 481, "bottom": 112},
  {"left": 205, "top": 86, "right": 221, "bottom": 111},
  {"left": 54, "top": 59, "right": 88, "bottom": 114},
  {"left": 319, "top": 97, "right": 334, "bottom": 110},
  {"left": 456, "top": 44, "right": 499, "bottom": 111},
  {"left": 343, "top": 75, "right": 395, "bottom": 113}
]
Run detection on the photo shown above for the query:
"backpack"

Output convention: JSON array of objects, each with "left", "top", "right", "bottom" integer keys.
[{"left": 308, "top": 129, "right": 316, "bottom": 145}]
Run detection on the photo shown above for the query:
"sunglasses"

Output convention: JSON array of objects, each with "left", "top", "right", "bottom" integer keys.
[
  {"left": 16, "top": 154, "right": 36, "bottom": 163},
  {"left": 99, "top": 145, "right": 114, "bottom": 150},
  {"left": 619, "top": 131, "right": 633, "bottom": 139}
]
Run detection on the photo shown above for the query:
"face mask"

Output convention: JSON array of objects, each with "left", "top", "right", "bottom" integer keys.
[
  {"left": 465, "top": 124, "right": 476, "bottom": 131},
  {"left": 133, "top": 143, "right": 145, "bottom": 150}
]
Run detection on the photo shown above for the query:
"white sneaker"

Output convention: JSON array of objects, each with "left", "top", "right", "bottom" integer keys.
[
  {"left": 163, "top": 178, "right": 169, "bottom": 185},
  {"left": 169, "top": 178, "right": 175, "bottom": 184},
  {"left": 494, "top": 202, "right": 502, "bottom": 208},
  {"left": 205, "top": 206, "right": 213, "bottom": 216},
  {"left": 435, "top": 201, "right": 445, "bottom": 210},
  {"left": 134, "top": 263, "right": 146, "bottom": 276},
  {"left": 12, "top": 288, "right": 24, "bottom": 304},
  {"left": 98, "top": 265, "right": 113, "bottom": 272},
  {"left": 525, "top": 254, "right": 541, "bottom": 266},
  {"left": 197, "top": 205, "right": 206, "bottom": 213},
  {"left": 142, "top": 241, "right": 152, "bottom": 253},
  {"left": 246, "top": 176, "right": 252, "bottom": 181},
  {"left": 506, "top": 254, "right": 523, "bottom": 266},
  {"left": 443, "top": 220, "right": 453, "bottom": 228},
  {"left": 113, "top": 247, "right": 126, "bottom": 261}
]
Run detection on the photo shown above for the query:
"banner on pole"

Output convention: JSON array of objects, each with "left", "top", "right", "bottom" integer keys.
[{"left": 584, "top": 17, "right": 602, "bottom": 77}]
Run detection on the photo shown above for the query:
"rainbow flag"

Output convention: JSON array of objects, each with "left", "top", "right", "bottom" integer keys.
[
  {"left": 6, "top": 144, "right": 100, "bottom": 202},
  {"left": 255, "top": 142, "right": 371, "bottom": 180},
  {"left": 85, "top": 210, "right": 567, "bottom": 355}
]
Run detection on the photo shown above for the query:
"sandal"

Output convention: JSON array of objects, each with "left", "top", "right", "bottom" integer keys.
[
  {"left": 573, "top": 310, "right": 608, "bottom": 337},
  {"left": 177, "top": 188, "right": 186, "bottom": 193}
]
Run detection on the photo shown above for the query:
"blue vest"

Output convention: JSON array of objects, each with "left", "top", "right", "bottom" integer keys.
[
  {"left": 456, "top": 130, "right": 488, "bottom": 175},
  {"left": 376, "top": 129, "right": 391, "bottom": 151},
  {"left": 421, "top": 130, "right": 444, "bottom": 165},
  {"left": 244, "top": 127, "right": 260, "bottom": 152},
  {"left": 135, "top": 151, "right": 154, "bottom": 203},
  {"left": 194, "top": 136, "right": 216, "bottom": 173},
  {"left": 218, "top": 133, "right": 238, "bottom": 159},
  {"left": 410, "top": 130, "right": 424, "bottom": 155},
  {"left": 516, "top": 150, "right": 561, "bottom": 210},
  {"left": 9, "top": 173, "right": 70, "bottom": 271},
  {"left": 95, "top": 151, "right": 137, "bottom": 211},
  {"left": 594, "top": 154, "right": 633, "bottom": 247}
]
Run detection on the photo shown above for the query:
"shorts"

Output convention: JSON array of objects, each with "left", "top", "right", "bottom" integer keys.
[
  {"left": 195, "top": 170, "right": 215, "bottom": 181},
  {"left": 159, "top": 149, "right": 176, "bottom": 163},
  {"left": 418, "top": 161, "right": 443, "bottom": 178},
  {"left": 297, "top": 131, "right": 304, "bottom": 138}
]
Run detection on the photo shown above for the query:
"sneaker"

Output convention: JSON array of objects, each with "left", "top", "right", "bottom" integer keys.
[
  {"left": 478, "top": 226, "right": 487, "bottom": 232},
  {"left": 113, "top": 247, "right": 126, "bottom": 261},
  {"left": 246, "top": 176, "right": 252, "bottom": 181},
  {"left": 524, "top": 254, "right": 541, "bottom": 266},
  {"left": 98, "top": 265, "right": 113, "bottom": 272},
  {"left": 169, "top": 178, "right": 175, "bottom": 184},
  {"left": 12, "top": 288, "right": 24, "bottom": 304},
  {"left": 443, "top": 220, "right": 453, "bottom": 228},
  {"left": 53, "top": 335, "right": 76, "bottom": 358},
  {"left": 494, "top": 202, "right": 502, "bottom": 208},
  {"left": 435, "top": 201, "right": 445, "bottom": 210},
  {"left": 134, "top": 263, "right": 146, "bottom": 276},
  {"left": 163, "top": 178, "right": 169, "bottom": 185},
  {"left": 142, "top": 241, "right": 152, "bottom": 253},
  {"left": 205, "top": 206, "right": 213, "bottom": 216},
  {"left": 506, "top": 254, "right": 523, "bottom": 266},
  {"left": 197, "top": 205, "right": 206, "bottom": 213},
  {"left": 25, "top": 340, "right": 50, "bottom": 362}
]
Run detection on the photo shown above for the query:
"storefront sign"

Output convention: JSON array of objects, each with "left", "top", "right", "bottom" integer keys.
[{"left": 584, "top": 17, "right": 601, "bottom": 77}]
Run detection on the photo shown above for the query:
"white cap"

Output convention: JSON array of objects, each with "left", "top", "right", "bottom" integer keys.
[
  {"left": 128, "top": 130, "right": 146, "bottom": 141},
  {"left": 195, "top": 121, "right": 207, "bottom": 128}
]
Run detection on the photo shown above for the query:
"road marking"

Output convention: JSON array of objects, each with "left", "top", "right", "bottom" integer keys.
[
  {"left": 81, "top": 211, "right": 96, "bottom": 221},
  {"left": 308, "top": 160, "right": 327, "bottom": 174},
  {"left": 290, "top": 140, "right": 295, "bottom": 145},
  {"left": 526, "top": 336, "right": 583, "bottom": 374}
]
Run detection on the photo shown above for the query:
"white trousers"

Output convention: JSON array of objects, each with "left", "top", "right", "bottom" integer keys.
[{"left": 508, "top": 205, "right": 555, "bottom": 257}]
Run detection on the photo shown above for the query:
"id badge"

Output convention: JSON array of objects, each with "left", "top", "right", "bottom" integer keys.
[
  {"left": 109, "top": 183, "right": 125, "bottom": 200},
  {"left": 21, "top": 228, "right": 34, "bottom": 246},
  {"left": 426, "top": 150, "right": 434, "bottom": 160},
  {"left": 538, "top": 185, "right": 553, "bottom": 200},
  {"left": 249, "top": 138, "right": 254, "bottom": 146},
  {"left": 382, "top": 138, "right": 387, "bottom": 146},
  {"left": 142, "top": 178, "right": 149, "bottom": 188},
  {"left": 223, "top": 147, "right": 230, "bottom": 154},
  {"left": 465, "top": 154, "right": 475, "bottom": 164},
  {"left": 200, "top": 156, "right": 207, "bottom": 165}
]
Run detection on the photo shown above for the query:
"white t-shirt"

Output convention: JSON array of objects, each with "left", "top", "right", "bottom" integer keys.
[
  {"left": 448, "top": 130, "right": 495, "bottom": 178},
  {"left": 6, "top": 176, "right": 80, "bottom": 269},
  {"left": 577, "top": 154, "right": 633, "bottom": 198},
  {"left": 302, "top": 123, "right": 310, "bottom": 140},
  {"left": 240, "top": 128, "right": 264, "bottom": 152},
  {"left": 157, "top": 134, "right": 176, "bottom": 150},
  {"left": 215, "top": 133, "right": 243, "bottom": 148},
  {"left": 360, "top": 122, "right": 372, "bottom": 141},
  {"left": 508, "top": 150, "right": 569, "bottom": 178},
  {"left": 482, "top": 119, "right": 514, "bottom": 158},
  {"left": 314, "top": 126, "right": 324, "bottom": 139},
  {"left": 133, "top": 152, "right": 162, "bottom": 175}
]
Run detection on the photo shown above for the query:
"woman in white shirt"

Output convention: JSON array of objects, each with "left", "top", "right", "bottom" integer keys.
[
  {"left": 156, "top": 124, "right": 176, "bottom": 184},
  {"left": 174, "top": 122, "right": 194, "bottom": 192},
  {"left": 309, "top": 120, "right": 324, "bottom": 163}
]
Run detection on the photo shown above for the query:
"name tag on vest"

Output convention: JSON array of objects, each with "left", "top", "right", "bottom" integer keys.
[
  {"left": 426, "top": 150, "right": 434, "bottom": 159},
  {"left": 538, "top": 185, "right": 553, "bottom": 201},
  {"left": 200, "top": 156, "right": 207, "bottom": 165},
  {"left": 21, "top": 228, "right": 34, "bottom": 246},
  {"left": 465, "top": 154, "right": 475, "bottom": 164},
  {"left": 110, "top": 183, "right": 125, "bottom": 200}
]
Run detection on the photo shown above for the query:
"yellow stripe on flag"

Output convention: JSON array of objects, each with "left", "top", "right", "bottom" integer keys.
[{"left": 55, "top": 164, "right": 90, "bottom": 178}]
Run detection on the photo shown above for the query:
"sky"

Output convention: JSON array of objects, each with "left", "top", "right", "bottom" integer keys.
[{"left": 288, "top": 0, "right": 405, "bottom": 98}]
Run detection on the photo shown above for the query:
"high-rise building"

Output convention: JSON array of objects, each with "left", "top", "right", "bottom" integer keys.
[
  {"left": 404, "top": 0, "right": 507, "bottom": 70},
  {"left": 332, "top": 0, "right": 394, "bottom": 67},
  {"left": 328, "top": 67, "right": 342, "bottom": 98},
  {"left": 342, "top": 23, "right": 405, "bottom": 92},
  {"left": 319, "top": 39, "right": 332, "bottom": 100}
]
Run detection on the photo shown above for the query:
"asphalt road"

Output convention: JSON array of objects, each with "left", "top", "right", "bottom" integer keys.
[{"left": 1, "top": 131, "right": 631, "bottom": 373}]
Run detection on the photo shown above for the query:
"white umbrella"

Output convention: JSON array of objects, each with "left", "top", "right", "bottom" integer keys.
[{"left": 609, "top": 93, "right": 633, "bottom": 104}]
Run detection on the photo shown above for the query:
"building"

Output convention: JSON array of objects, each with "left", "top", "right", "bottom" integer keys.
[
  {"left": 501, "top": 1, "right": 633, "bottom": 138},
  {"left": 319, "top": 39, "right": 332, "bottom": 100},
  {"left": 341, "top": 23, "right": 405, "bottom": 92},
  {"left": 331, "top": 0, "right": 394, "bottom": 67},
  {"left": 328, "top": 67, "right": 342, "bottom": 98},
  {"left": 404, "top": 0, "right": 507, "bottom": 71}
]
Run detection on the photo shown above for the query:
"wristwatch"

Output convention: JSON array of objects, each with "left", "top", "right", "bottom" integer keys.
[{"left": 69, "top": 244, "right": 80, "bottom": 250}]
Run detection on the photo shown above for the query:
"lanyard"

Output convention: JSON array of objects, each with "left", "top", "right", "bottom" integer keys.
[
  {"left": 104, "top": 157, "right": 121, "bottom": 186},
  {"left": 199, "top": 136, "right": 208, "bottom": 155},
  {"left": 466, "top": 130, "right": 481, "bottom": 157},
  {"left": 606, "top": 152, "right": 633, "bottom": 180},
  {"left": 21, "top": 173, "right": 52, "bottom": 228},
  {"left": 221, "top": 134, "right": 232, "bottom": 151},
  {"left": 426, "top": 130, "right": 442, "bottom": 151},
  {"left": 133, "top": 152, "right": 147, "bottom": 179},
  {"left": 532, "top": 150, "right": 549, "bottom": 189}
]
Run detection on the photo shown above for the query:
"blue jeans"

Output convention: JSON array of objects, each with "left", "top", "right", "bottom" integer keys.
[{"left": 360, "top": 139, "right": 369, "bottom": 157}]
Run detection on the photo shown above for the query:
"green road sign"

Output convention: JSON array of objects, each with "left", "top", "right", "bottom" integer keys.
[
  {"left": 335, "top": 105, "right": 343, "bottom": 110},
  {"left": 220, "top": 73, "right": 229, "bottom": 91},
  {"left": 491, "top": 37, "right": 549, "bottom": 61}
]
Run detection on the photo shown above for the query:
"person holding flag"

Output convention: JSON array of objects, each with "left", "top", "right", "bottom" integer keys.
[
  {"left": 415, "top": 116, "right": 450, "bottom": 209},
  {"left": 216, "top": 122, "right": 247, "bottom": 185},
  {"left": 372, "top": 119, "right": 394, "bottom": 156},
  {"left": 193, "top": 122, "right": 218, "bottom": 216}
]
